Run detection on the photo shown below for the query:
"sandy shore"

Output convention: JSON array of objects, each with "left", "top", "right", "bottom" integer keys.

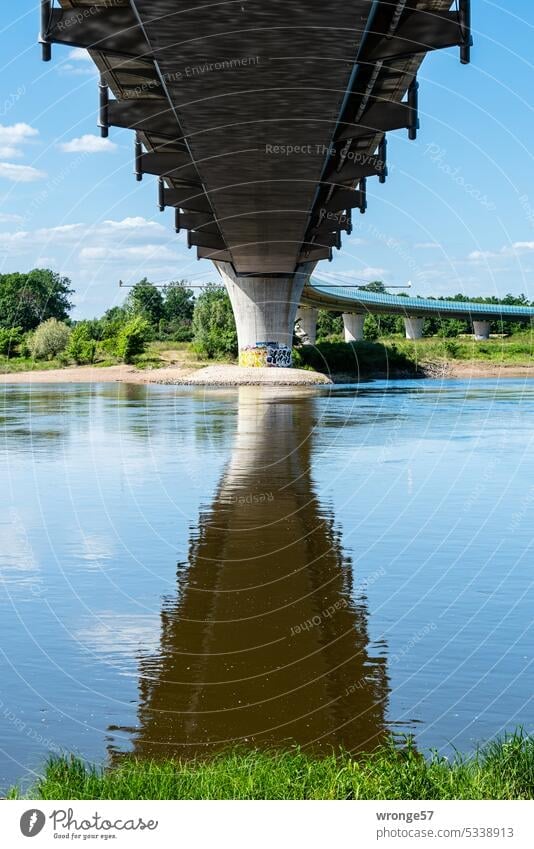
[
  {"left": 1, "top": 363, "right": 332, "bottom": 386},
  {"left": 422, "top": 361, "right": 534, "bottom": 379},
  {"left": 2, "top": 360, "right": 533, "bottom": 386}
]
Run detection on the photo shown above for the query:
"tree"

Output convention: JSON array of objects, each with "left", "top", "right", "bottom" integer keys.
[
  {"left": 161, "top": 281, "right": 195, "bottom": 340},
  {"left": 96, "top": 305, "right": 128, "bottom": 339},
  {"left": 359, "top": 280, "right": 386, "bottom": 293},
  {"left": 0, "top": 326, "right": 23, "bottom": 357},
  {"left": 116, "top": 316, "right": 150, "bottom": 363},
  {"left": 66, "top": 322, "right": 96, "bottom": 364},
  {"left": 30, "top": 319, "right": 70, "bottom": 360},
  {"left": 0, "top": 269, "right": 73, "bottom": 332},
  {"left": 164, "top": 281, "right": 194, "bottom": 322},
  {"left": 191, "top": 285, "right": 237, "bottom": 359},
  {"left": 316, "top": 310, "right": 343, "bottom": 341},
  {"left": 125, "top": 279, "right": 164, "bottom": 327}
]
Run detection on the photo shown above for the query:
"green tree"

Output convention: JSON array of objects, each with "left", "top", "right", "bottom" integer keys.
[
  {"left": 359, "top": 280, "right": 386, "bottom": 293},
  {"left": 161, "top": 281, "right": 195, "bottom": 340},
  {"left": 316, "top": 310, "right": 343, "bottom": 341},
  {"left": 96, "top": 305, "right": 128, "bottom": 339},
  {"left": 116, "top": 316, "right": 150, "bottom": 363},
  {"left": 191, "top": 285, "right": 237, "bottom": 359},
  {"left": 30, "top": 319, "right": 70, "bottom": 360},
  {"left": 0, "top": 326, "right": 23, "bottom": 357},
  {"left": 125, "top": 279, "right": 164, "bottom": 327},
  {"left": 66, "top": 322, "right": 96, "bottom": 364},
  {"left": 0, "top": 269, "right": 73, "bottom": 332}
]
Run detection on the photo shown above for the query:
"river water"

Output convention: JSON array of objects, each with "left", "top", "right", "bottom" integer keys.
[{"left": 0, "top": 380, "right": 532, "bottom": 791}]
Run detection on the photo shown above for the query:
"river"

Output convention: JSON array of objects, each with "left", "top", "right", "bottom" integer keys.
[{"left": 0, "top": 380, "right": 532, "bottom": 792}]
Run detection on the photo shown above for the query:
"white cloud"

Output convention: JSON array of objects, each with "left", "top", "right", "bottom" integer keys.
[
  {"left": 57, "top": 49, "right": 97, "bottom": 77},
  {"left": 314, "top": 267, "right": 389, "bottom": 287},
  {"left": 59, "top": 134, "right": 117, "bottom": 154},
  {"left": 469, "top": 242, "right": 534, "bottom": 262},
  {"left": 468, "top": 249, "right": 497, "bottom": 261},
  {"left": 0, "top": 162, "right": 46, "bottom": 182},
  {"left": 0, "top": 217, "right": 169, "bottom": 258},
  {"left": 0, "top": 123, "right": 39, "bottom": 159},
  {"left": 359, "top": 266, "right": 388, "bottom": 280},
  {"left": 68, "top": 48, "right": 92, "bottom": 62},
  {"left": 0, "top": 123, "right": 38, "bottom": 146},
  {"left": 80, "top": 244, "right": 180, "bottom": 262},
  {"left": 0, "top": 216, "right": 186, "bottom": 291},
  {"left": 0, "top": 212, "right": 23, "bottom": 223},
  {"left": 103, "top": 216, "right": 167, "bottom": 234}
]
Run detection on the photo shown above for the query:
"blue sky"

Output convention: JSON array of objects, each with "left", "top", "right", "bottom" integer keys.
[{"left": 0, "top": 2, "right": 533, "bottom": 317}]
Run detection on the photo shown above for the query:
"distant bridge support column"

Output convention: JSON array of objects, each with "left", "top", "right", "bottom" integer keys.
[
  {"left": 343, "top": 313, "right": 365, "bottom": 342},
  {"left": 473, "top": 320, "right": 491, "bottom": 340},
  {"left": 404, "top": 317, "right": 424, "bottom": 340},
  {"left": 216, "top": 263, "right": 308, "bottom": 367},
  {"left": 296, "top": 306, "right": 318, "bottom": 345}
]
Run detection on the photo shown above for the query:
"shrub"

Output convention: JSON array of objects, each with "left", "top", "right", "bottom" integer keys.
[
  {"left": 29, "top": 319, "right": 71, "bottom": 360},
  {"left": 0, "top": 326, "right": 23, "bottom": 357},
  {"left": 297, "top": 340, "right": 418, "bottom": 377},
  {"left": 66, "top": 323, "right": 96, "bottom": 364},
  {"left": 115, "top": 316, "right": 150, "bottom": 363},
  {"left": 191, "top": 285, "right": 238, "bottom": 359}
]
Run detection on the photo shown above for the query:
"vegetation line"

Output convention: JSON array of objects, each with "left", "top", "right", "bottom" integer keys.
[
  {"left": 9, "top": 733, "right": 534, "bottom": 800},
  {"left": 0, "top": 271, "right": 532, "bottom": 375}
]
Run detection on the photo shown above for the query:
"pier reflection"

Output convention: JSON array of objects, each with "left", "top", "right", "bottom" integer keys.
[{"left": 115, "top": 388, "right": 388, "bottom": 758}]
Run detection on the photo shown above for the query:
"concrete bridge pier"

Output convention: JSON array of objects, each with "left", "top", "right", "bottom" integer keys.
[
  {"left": 404, "top": 317, "right": 424, "bottom": 340},
  {"left": 473, "top": 320, "right": 491, "bottom": 340},
  {"left": 217, "top": 263, "right": 307, "bottom": 367},
  {"left": 296, "top": 307, "right": 318, "bottom": 345},
  {"left": 343, "top": 313, "right": 365, "bottom": 343}
]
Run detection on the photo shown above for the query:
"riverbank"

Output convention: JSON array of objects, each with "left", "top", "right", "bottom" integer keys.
[
  {"left": 2, "top": 359, "right": 534, "bottom": 385},
  {"left": 1, "top": 363, "right": 332, "bottom": 386},
  {"left": 8, "top": 733, "right": 533, "bottom": 800}
]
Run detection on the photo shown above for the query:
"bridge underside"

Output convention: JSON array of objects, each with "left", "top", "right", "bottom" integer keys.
[{"left": 44, "top": 0, "right": 471, "bottom": 364}]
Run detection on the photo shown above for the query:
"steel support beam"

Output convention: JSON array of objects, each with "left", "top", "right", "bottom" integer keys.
[
  {"left": 43, "top": 5, "right": 148, "bottom": 59},
  {"left": 338, "top": 100, "right": 415, "bottom": 141},
  {"left": 323, "top": 188, "right": 366, "bottom": 214},
  {"left": 365, "top": 10, "right": 466, "bottom": 62},
  {"left": 107, "top": 99, "right": 179, "bottom": 138}
]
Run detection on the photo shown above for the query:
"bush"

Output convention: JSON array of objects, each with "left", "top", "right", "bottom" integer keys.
[
  {"left": 297, "top": 341, "right": 418, "bottom": 377},
  {"left": 0, "top": 326, "right": 23, "bottom": 357},
  {"left": 191, "top": 285, "right": 237, "bottom": 359},
  {"left": 29, "top": 319, "right": 71, "bottom": 360},
  {"left": 66, "top": 323, "right": 96, "bottom": 364},
  {"left": 115, "top": 316, "right": 150, "bottom": 363}
]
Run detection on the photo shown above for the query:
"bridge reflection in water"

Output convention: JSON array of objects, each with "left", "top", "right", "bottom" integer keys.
[{"left": 112, "top": 388, "right": 389, "bottom": 759}]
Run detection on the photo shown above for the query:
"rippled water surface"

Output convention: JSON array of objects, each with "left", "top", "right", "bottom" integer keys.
[{"left": 0, "top": 380, "right": 532, "bottom": 791}]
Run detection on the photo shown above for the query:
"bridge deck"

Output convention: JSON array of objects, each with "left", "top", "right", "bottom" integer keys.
[{"left": 303, "top": 283, "right": 534, "bottom": 322}]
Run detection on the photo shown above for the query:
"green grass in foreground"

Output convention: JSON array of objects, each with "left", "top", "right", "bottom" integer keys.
[{"left": 9, "top": 733, "right": 534, "bottom": 800}]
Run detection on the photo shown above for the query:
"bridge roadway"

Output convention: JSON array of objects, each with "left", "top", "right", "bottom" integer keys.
[
  {"left": 299, "top": 282, "right": 534, "bottom": 341},
  {"left": 42, "top": 0, "right": 474, "bottom": 364}
]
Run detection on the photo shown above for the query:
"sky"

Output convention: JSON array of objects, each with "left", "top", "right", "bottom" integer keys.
[{"left": 0, "top": 2, "right": 533, "bottom": 318}]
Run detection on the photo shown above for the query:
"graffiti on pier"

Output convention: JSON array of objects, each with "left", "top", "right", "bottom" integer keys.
[{"left": 239, "top": 342, "right": 292, "bottom": 368}]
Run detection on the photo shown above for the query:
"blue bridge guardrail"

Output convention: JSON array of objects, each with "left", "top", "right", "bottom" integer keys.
[{"left": 304, "top": 281, "right": 534, "bottom": 322}]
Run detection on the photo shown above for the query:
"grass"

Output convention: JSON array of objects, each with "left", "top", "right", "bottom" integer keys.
[
  {"left": 2, "top": 334, "right": 533, "bottom": 378},
  {"left": 0, "top": 343, "right": 214, "bottom": 375},
  {"left": 0, "top": 355, "right": 68, "bottom": 373},
  {"left": 295, "top": 332, "right": 534, "bottom": 378},
  {"left": 8, "top": 733, "right": 534, "bottom": 800},
  {"left": 390, "top": 330, "right": 534, "bottom": 365}
]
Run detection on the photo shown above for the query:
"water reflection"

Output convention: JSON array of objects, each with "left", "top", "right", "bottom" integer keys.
[{"left": 113, "top": 388, "right": 388, "bottom": 758}]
